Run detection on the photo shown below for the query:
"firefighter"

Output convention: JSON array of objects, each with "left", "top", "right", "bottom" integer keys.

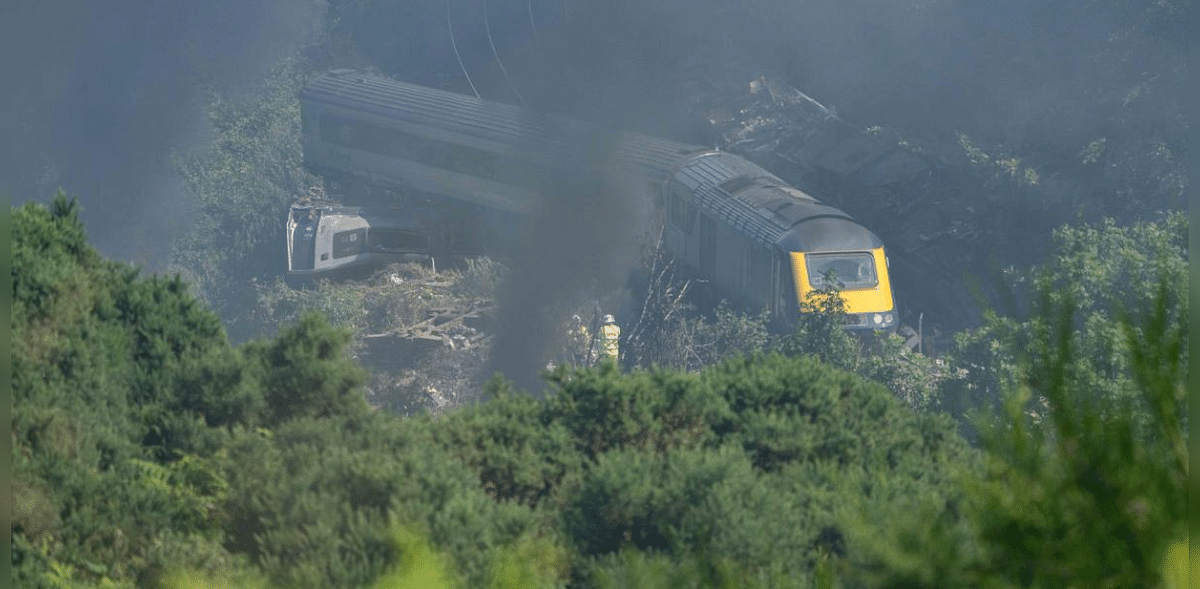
[
  {"left": 567, "top": 314, "right": 591, "bottom": 367},
  {"left": 599, "top": 314, "right": 620, "bottom": 363}
]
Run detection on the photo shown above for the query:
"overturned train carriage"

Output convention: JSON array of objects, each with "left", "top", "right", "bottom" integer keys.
[{"left": 291, "top": 69, "right": 896, "bottom": 330}]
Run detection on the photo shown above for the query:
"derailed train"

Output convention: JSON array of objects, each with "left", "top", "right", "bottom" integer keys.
[{"left": 289, "top": 69, "right": 896, "bottom": 330}]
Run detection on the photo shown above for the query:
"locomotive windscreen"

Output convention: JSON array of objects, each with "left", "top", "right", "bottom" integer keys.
[{"left": 805, "top": 253, "right": 878, "bottom": 290}]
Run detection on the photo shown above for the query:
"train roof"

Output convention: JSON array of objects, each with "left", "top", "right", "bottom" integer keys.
[
  {"left": 777, "top": 216, "right": 883, "bottom": 252},
  {"left": 302, "top": 70, "right": 702, "bottom": 180},
  {"left": 302, "top": 71, "right": 884, "bottom": 253},
  {"left": 672, "top": 152, "right": 878, "bottom": 250}
]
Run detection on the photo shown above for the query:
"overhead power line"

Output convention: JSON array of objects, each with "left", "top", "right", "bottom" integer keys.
[{"left": 447, "top": 0, "right": 481, "bottom": 99}]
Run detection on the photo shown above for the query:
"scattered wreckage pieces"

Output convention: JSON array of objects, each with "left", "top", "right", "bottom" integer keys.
[
  {"left": 690, "top": 72, "right": 931, "bottom": 191},
  {"left": 362, "top": 299, "right": 496, "bottom": 350}
]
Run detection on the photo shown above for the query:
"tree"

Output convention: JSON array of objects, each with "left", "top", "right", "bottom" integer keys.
[
  {"left": 939, "top": 212, "right": 1187, "bottom": 432},
  {"left": 855, "top": 215, "right": 1188, "bottom": 588},
  {"left": 12, "top": 194, "right": 380, "bottom": 588},
  {"left": 241, "top": 312, "right": 369, "bottom": 427},
  {"left": 538, "top": 354, "right": 970, "bottom": 585},
  {"left": 12, "top": 194, "right": 241, "bottom": 587},
  {"left": 170, "top": 57, "right": 318, "bottom": 342}
]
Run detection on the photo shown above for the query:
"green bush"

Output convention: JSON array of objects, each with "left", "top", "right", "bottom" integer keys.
[
  {"left": 522, "top": 354, "right": 967, "bottom": 585},
  {"left": 584, "top": 548, "right": 801, "bottom": 589},
  {"left": 938, "top": 212, "right": 1188, "bottom": 430},
  {"left": 12, "top": 195, "right": 245, "bottom": 587},
  {"left": 432, "top": 383, "right": 584, "bottom": 506},
  {"left": 240, "top": 312, "right": 369, "bottom": 427},
  {"left": 854, "top": 275, "right": 1187, "bottom": 588},
  {"left": 543, "top": 362, "right": 732, "bottom": 459},
  {"left": 170, "top": 57, "right": 318, "bottom": 341},
  {"left": 563, "top": 446, "right": 755, "bottom": 556},
  {"left": 776, "top": 290, "right": 859, "bottom": 372},
  {"left": 217, "top": 413, "right": 547, "bottom": 589},
  {"left": 12, "top": 195, "right": 386, "bottom": 587}
]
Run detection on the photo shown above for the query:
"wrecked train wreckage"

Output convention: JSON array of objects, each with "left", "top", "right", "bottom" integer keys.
[
  {"left": 686, "top": 72, "right": 1003, "bottom": 339},
  {"left": 287, "top": 69, "right": 899, "bottom": 331},
  {"left": 689, "top": 74, "right": 930, "bottom": 192}
]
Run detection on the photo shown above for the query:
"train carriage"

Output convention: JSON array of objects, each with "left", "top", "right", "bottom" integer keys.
[{"left": 290, "top": 70, "right": 896, "bottom": 330}]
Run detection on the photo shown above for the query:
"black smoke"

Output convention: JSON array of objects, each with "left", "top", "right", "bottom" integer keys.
[{"left": 484, "top": 129, "right": 655, "bottom": 394}]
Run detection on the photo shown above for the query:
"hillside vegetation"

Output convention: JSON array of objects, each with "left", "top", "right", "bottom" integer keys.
[
  {"left": 13, "top": 0, "right": 1189, "bottom": 585},
  {"left": 12, "top": 194, "right": 1187, "bottom": 588}
]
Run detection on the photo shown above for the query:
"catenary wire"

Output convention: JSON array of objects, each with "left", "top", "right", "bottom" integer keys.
[
  {"left": 484, "top": 0, "right": 527, "bottom": 105},
  {"left": 447, "top": 0, "right": 481, "bottom": 99}
]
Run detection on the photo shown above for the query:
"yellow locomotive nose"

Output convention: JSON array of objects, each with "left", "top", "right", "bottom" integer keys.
[{"left": 791, "top": 248, "right": 895, "bottom": 319}]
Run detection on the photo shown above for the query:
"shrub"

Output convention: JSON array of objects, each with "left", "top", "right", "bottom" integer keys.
[{"left": 854, "top": 277, "right": 1187, "bottom": 588}]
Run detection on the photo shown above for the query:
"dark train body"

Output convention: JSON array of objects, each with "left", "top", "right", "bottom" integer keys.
[{"left": 289, "top": 70, "right": 896, "bottom": 330}]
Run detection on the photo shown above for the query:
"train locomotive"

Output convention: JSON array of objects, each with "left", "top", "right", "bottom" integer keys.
[{"left": 289, "top": 69, "right": 896, "bottom": 330}]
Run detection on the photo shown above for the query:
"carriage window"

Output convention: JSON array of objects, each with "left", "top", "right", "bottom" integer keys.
[{"left": 805, "top": 253, "right": 877, "bottom": 290}]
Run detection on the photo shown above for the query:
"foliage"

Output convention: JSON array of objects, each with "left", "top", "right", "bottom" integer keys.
[
  {"left": 704, "top": 353, "right": 966, "bottom": 474},
  {"left": 432, "top": 385, "right": 584, "bottom": 506},
  {"left": 38, "top": 191, "right": 1190, "bottom": 589},
  {"left": 483, "top": 531, "right": 570, "bottom": 589},
  {"left": 855, "top": 332, "right": 946, "bottom": 411},
  {"left": 215, "top": 411, "right": 553, "bottom": 589},
  {"left": 156, "top": 524, "right": 567, "bottom": 589},
  {"left": 770, "top": 289, "right": 946, "bottom": 410},
  {"left": 544, "top": 354, "right": 969, "bottom": 585},
  {"left": 253, "top": 277, "right": 370, "bottom": 334},
  {"left": 852, "top": 212, "right": 1189, "bottom": 588},
  {"left": 543, "top": 362, "right": 733, "bottom": 460},
  {"left": 170, "top": 57, "right": 319, "bottom": 341},
  {"left": 12, "top": 195, "right": 377, "bottom": 588},
  {"left": 368, "top": 524, "right": 457, "bottom": 589},
  {"left": 657, "top": 302, "right": 774, "bottom": 371},
  {"left": 12, "top": 195, "right": 239, "bottom": 587},
  {"left": 957, "top": 132, "right": 1041, "bottom": 189},
  {"left": 452, "top": 256, "right": 508, "bottom": 300},
  {"left": 403, "top": 340, "right": 968, "bottom": 586},
  {"left": 939, "top": 212, "right": 1188, "bottom": 430},
  {"left": 562, "top": 445, "right": 758, "bottom": 556},
  {"left": 777, "top": 290, "right": 859, "bottom": 371},
  {"left": 585, "top": 548, "right": 799, "bottom": 589},
  {"left": 853, "top": 277, "right": 1188, "bottom": 588},
  {"left": 240, "top": 312, "right": 369, "bottom": 427}
]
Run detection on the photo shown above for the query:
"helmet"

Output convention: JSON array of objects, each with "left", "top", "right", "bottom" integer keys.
[{"left": 603, "top": 314, "right": 616, "bottom": 324}]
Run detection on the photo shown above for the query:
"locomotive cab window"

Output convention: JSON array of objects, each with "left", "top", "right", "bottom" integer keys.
[{"left": 806, "top": 253, "right": 877, "bottom": 290}]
